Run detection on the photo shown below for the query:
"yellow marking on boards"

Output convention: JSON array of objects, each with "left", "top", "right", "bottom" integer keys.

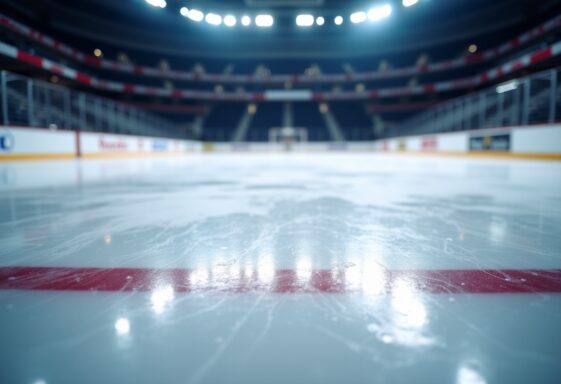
[
  {"left": 0, "top": 153, "right": 75, "bottom": 161},
  {"left": 380, "top": 151, "right": 561, "bottom": 161}
]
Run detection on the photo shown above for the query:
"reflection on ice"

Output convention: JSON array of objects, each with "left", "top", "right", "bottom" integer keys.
[
  {"left": 391, "top": 278, "right": 428, "bottom": 329},
  {"left": 344, "top": 263, "right": 361, "bottom": 291},
  {"left": 343, "top": 260, "right": 386, "bottom": 295},
  {"left": 244, "top": 263, "right": 254, "bottom": 281},
  {"left": 296, "top": 257, "right": 312, "bottom": 283},
  {"left": 258, "top": 255, "right": 275, "bottom": 285},
  {"left": 213, "top": 259, "right": 241, "bottom": 288},
  {"left": 362, "top": 261, "right": 386, "bottom": 295},
  {"left": 365, "top": 276, "right": 435, "bottom": 347},
  {"left": 457, "top": 362, "right": 487, "bottom": 384},
  {"left": 190, "top": 266, "right": 210, "bottom": 289},
  {"left": 115, "top": 317, "right": 130, "bottom": 336},
  {"left": 115, "top": 316, "right": 133, "bottom": 350},
  {"left": 386, "top": 278, "right": 435, "bottom": 346},
  {"left": 150, "top": 285, "right": 175, "bottom": 314},
  {"left": 489, "top": 216, "right": 507, "bottom": 243}
]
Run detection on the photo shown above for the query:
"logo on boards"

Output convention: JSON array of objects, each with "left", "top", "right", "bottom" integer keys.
[
  {"left": 152, "top": 140, "right": 168, "bottom": 151},
  {"left": 99, "top": 137, "right": 128, "bottom": 151},
  {"left": 469, "top": 133, "right": 511, "bottom": 152},
  {"left": 0, "top": 130, "right": 15, "bottom": 152}
]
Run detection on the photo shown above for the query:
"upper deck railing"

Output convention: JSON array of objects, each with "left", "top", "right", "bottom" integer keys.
[
  {"left": 0, "top": 70, "right": 184, "bottom": 139},
  {"left": 391, "top": 68, "right": 561, "bottom": 138}
]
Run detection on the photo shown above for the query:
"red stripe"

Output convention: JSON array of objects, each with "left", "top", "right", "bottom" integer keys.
[
  {"left": 367, "top": 101, "right": 438, "bottom": 113},
  {"left": 312, "top": 93, "right": 323, "bottom": 101},
  {"left": 509, "top": 60, "right": 523, "bottom": 71},
  {"left": 83, "top": 56, "right": 101, "bottom": 66},
  {"left": 465, "top": 53, "right": 483, "bottom": 64},
  {"left": 16, "top": 51, "right": 42, "bottom": 67},
  {"left": 75, "top": 72, "right": 92, "bottom": 85},
  {"left": 423, "top": 84, "right": 435, "bottom": 93},
  {"left": 125, "top": 102, "right": 208, "bottom": 114},
  {"left": 530, "top": 48, "right": 552, "bottom": 64},
  {"left": 50, "top": 64, "right": 64, "bottom": 75},
  {"left": 1, "top": 267, "right": 560, "bottom": 294}
]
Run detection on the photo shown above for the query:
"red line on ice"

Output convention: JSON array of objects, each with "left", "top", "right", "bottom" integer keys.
[{"left": 1, "top": 267, "right": 561, "bottom": 294}]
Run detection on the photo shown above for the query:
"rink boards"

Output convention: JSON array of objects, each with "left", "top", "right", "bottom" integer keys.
[
  {"left": 210, "top": 124, "right": 561, "bottom": 158},
  {"left": 1, "top": 124, "right": 561, "bottom": 160},
  {"left": 374, "top": 124, "right": 561, "bottom": 158},
  {"left": 0, "top": 126, "right": 202, "bottom": 160}
]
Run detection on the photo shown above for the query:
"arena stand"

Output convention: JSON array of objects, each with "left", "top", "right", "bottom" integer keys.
[{"left": 1, "top": 6, "right": 561, "bottom": 154}]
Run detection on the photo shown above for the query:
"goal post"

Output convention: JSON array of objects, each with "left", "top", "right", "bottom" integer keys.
[{"left": 269, "top": 127, "right": 308, "bottom": 150}]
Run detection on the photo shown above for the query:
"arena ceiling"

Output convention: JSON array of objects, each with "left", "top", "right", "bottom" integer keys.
[{"left": 1, "top": 0, "right": 560, "bottom": 59}]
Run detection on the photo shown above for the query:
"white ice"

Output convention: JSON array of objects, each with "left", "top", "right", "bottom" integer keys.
[{"left": 0, "top": 153, "right": 560, "bottom": 384}]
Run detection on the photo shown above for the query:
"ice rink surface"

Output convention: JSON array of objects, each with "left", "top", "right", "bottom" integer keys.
[{"left": 1, "top": 153, "right": 561, "bottom": 384}]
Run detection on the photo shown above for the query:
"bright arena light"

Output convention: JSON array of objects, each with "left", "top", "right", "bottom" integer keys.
[
  {"left": 316, "top": 16, "right": 325, "bottom": 26},
  {"left": 296, "top": 14, "right": 314, "bottom": 27},
  {"left": 403, "top": 0, "right": 419, "bottom": 7},
  {"left": 241, "top": 15, "right": 252, "bottom": 26},
  {"left": 368, "top": 4, "right": 392, "bottom": 22},
  {"left": 334, "top": 15, "right": 344, "bottom": 25},
  {"left": 186, "top": 9, "right": 204, "bottom": 22},
  {"left": 255, "top": 14, "right": 274, "bottom": 27},
  {"left": 205, "top": 13, "right": 222, "bottom": 26},
  {"left": 224, "top": 15, "right": 237, "bottom": 27},
  {"left": 350, "top": 11, "right": 367, "bottom": 24},
  {"left": 179, "top": 7, "right": 189, "bottom": 17},
  {"left": 145, "top": 0, "right": 166, "bottom": 8}
]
